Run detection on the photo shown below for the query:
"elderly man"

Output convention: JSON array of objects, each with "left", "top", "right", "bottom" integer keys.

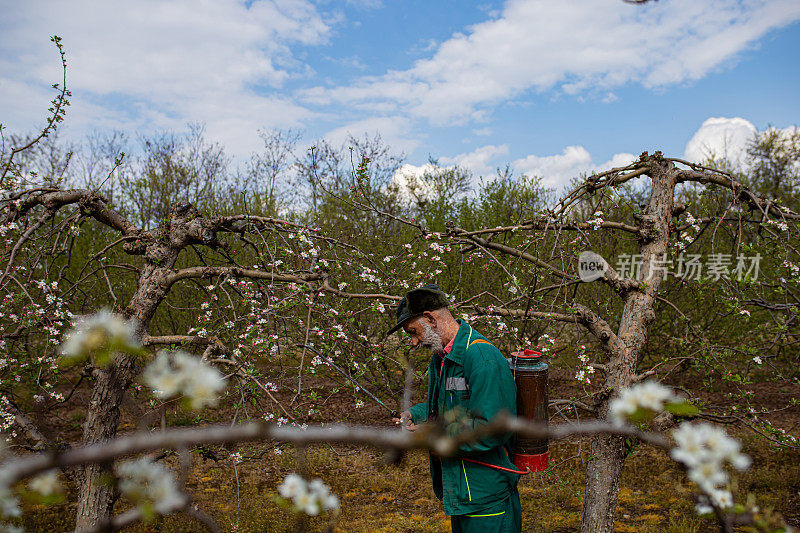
[{"left": 389, "top": 284, "right": 521, "bottom": 533}]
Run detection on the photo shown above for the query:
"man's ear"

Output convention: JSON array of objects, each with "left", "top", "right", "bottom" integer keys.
[{"left": 422, "top": 311, "right": 437, "bottom": 327}]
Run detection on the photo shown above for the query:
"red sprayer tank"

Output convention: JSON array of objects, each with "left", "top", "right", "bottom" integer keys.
[{"left": 509, "top": 349, "right": 549, "bottom": 472}]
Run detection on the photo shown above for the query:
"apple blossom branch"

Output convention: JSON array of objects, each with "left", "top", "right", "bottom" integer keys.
[{"left": 1, "top": 415, "right": 668, "bottom": 487}]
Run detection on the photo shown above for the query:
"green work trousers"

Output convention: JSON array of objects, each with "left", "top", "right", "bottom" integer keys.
[{"left": 450, "top": 485, "right": 521, "bottom": 533}]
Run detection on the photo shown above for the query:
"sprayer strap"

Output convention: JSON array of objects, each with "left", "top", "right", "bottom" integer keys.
[{"left": 468, "top": 339, "right": 493, "bottom": 348}]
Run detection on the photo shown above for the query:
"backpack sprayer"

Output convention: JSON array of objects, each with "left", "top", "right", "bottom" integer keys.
[{"left": 508, "top": 348, "right": 549, "bottom": 472}]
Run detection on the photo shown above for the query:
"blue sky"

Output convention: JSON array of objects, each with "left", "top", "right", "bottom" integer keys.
[{"left": 1, "top": 0, "right": 799, "bottom": 191}]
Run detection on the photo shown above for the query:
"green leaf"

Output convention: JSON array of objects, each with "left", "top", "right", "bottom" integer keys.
[
  {"left": 664, "top": 401, "right": 699, "bottom": 416},
  {"left": 139, "top": 501, "right": 156, "bottom": 522},
  {"left": 626, "top": 406, "right": 654, "bottom": 424}
]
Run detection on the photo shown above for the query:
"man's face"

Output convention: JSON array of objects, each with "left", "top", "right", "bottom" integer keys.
[{"left": 403, "top": 314, "right": 444, "bottom": 354}]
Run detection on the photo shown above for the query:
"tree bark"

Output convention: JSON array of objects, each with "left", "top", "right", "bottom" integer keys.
[
  {"left": 580, "top": 154, "right": 676, "bottom": 532},
  {"left": 74, "top": 357, "right": 136, "bottom": 530},
  {"left": 580, "top": 433, "right": 627, "bottom": 532},
  {"left": 75, "top": 219, "right": 183, "bottom": 529}
]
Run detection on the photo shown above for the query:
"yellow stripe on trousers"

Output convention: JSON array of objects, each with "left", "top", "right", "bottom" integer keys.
[{"left": 466, "top": 511, "right": 506, "bottom": 518}]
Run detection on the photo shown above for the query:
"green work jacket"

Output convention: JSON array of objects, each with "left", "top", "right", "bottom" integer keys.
[{"left": 408, "top": 320, "right": 519, "bottom": 515}]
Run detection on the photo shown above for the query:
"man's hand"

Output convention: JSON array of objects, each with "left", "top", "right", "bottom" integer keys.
[{"left": 392, "top": 410, "right": 420, "bottom": 431}]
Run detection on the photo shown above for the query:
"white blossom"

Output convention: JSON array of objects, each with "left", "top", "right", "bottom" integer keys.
[
  {"left": 703, "top": 424, "right": 742, "bottom": 460},
  {"left": 142, "top": 352, "right": 183, "bottom": 397},
  {"left": 609, "top": 380, "right": 679, "bottom": 425},
  {"left": 29, "top": 470, "right": 60, "bottom": 496},
  {"left": 60, "top": 309, "right": 139, "bottom": 361},
  {"left": 671, "top": 425, "right": 707, "bottom": 468},
  {"left": 688, "top": 458, "right": 728, "bottom": 493},
  {"left": 142, "top": 350, "right": 226, "bottom": 410},
  {"left": 294, "top": 491, "right": 320, "bottom": 516},
  {"left": 709, "top": 488, "right": 734, "bottom": 509},
  {"left": 633, "top": 381, "right": 674, "bottom": 411},
  {"left": 116, "top": 457, "right": 185, "bottom": 514},
  {"left": 671, "top": 421, "right": 751, "bottom": 510},
  {"left": 278, "top": 473, "right": 306, "bottom": 499},
  {"left": 695, "top": 501, "right": 713, "bottom": 515},
  {"left": 308, "top": 479, "right": 329, "bottom": 498},
  {"left": 730, "top": 452, "right": 752, "bottom": 471},
  {"left": 181, "top": 365, "right": 226, "bottom": 409},
  {"left": 321, "top": 492, "right": 340, "bottom": 511},
  {"left": 277, "top": 474, "right": 340, "bottom": 516}
]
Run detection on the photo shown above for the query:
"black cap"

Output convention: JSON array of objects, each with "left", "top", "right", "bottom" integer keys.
[{"left": 387, "top": 284, "right": 450, "bottom": 335}]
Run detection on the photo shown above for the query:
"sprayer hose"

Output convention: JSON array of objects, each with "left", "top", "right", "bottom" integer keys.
[{"left": 461, "top": 457, "right": 531, "bottom": 475}]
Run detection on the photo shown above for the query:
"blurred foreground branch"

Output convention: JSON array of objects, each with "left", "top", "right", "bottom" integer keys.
[{"left": 3, "top": 414, "right": 666, "bottom": 487}]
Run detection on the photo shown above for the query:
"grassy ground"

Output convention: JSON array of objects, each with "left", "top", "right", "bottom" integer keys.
[{"left": 18, "top": 429, "right": 799, "bottom": 532}]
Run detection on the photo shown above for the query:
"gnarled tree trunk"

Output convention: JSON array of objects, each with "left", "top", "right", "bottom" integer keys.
[
  {"left": 75, "top": 357, "right": 136, "bottom": 529},
  {"left": 580, "top": 155, "right": 676, "bottom": 532},
  {"left": 75, "top": 217, "right": 184, "bottom": 530},
  {"left": 581, "top": 433, "right": 628, "bottom": 532}
]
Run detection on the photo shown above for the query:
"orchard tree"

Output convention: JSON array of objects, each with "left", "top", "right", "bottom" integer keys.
[{"left": 0, "top": 40, "right": 393, "bottom": 529}]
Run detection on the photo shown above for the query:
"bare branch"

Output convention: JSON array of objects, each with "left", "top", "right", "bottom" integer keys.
[
  {"left": 142, "top": 335, "right": 218, "bottom": 347},
  {"left": 472, "top": 304, "right": 578, "bottom": 323},
  {"left": 163, "top": 266, "right": 324, "bottom": 289},
  {"left": 459, "top": 220, "right": 641, "bottom": 237},
  {"left": 675, "top": 168, "right": 800, "bottom": 221},
  {"left": 449, "top": 228, "right": 572, "bottom": 280}
]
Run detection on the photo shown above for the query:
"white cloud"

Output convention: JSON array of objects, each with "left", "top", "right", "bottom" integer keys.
[
  {"left": 513, "top": 147, "right": 635, "bottom": 191},
  {"left": 410, "top": 142, "right": 635, "bottom": 193},
  {"left": 323, "top": 116, "right": 421, "bottom": 155},
  {"left": 683, "top": 117, "right": 757, "bottom": 167},
  {"left": 513, "top": 146, "right": 592, "bottom": 189},
  {"left": 440, "top": 144, "right": 509, "bottom": 179},
  {"left": 305, "top": 0, "right": 800, "bottom": 123},
  {"left": 345, "top": 0, "right": 384, "bottom": 8},
  {"left": 0, "top": 0, "right": 333, "bottom": 153},
  {"left": 602, "top": 152, "right": 638, "bottom": 171},
  {"left": 389, "top": 163, "right": 440, "bottom": 202}
]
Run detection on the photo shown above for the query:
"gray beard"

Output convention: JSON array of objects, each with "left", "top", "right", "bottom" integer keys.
[{"left": 421, "top": 322, "right": 444, "bottom": 355}]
